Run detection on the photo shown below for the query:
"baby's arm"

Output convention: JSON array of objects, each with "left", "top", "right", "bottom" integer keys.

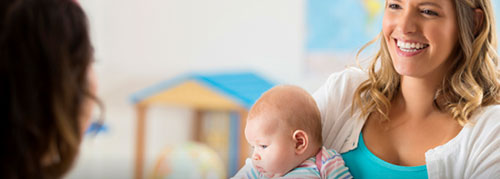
[{"left": 231, "top": 158, "right": 263, "bottom": 179}]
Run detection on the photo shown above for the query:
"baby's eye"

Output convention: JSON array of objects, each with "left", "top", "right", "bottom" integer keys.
[{"left": 260, "top": 145, "right": 268, "bottom": 149}]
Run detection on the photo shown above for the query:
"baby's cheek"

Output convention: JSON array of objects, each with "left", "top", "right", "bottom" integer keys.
[{"left": 270, "top": 152, "right": 289, "bottom": 172}]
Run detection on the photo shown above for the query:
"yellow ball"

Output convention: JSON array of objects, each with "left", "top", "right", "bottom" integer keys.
[{"left": 151, "top": 142, "right": 226, "bottom": 179}]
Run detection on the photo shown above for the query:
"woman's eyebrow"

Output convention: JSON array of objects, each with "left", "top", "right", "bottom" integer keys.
[
  {"left": 390, "top": 0, "right": 443, "bottom": 9},
  {"left": 419, "top": 1, "right": 442, "bottom": 9}
]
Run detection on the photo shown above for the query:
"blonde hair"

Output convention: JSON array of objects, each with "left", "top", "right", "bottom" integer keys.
[
  {"left": 248, "top": 85, "right": 323, "bottom": 145},
  {"left": 353, "top": 0, "right": 500, "bottom": 125}
]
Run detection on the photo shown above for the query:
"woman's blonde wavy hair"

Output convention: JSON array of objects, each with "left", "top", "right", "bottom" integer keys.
[{"left": 353, "top": 0, "right": 500, "bottom": 125}]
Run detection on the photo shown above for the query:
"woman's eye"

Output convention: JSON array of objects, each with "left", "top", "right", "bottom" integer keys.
[
  {"left": 388, "top": 3, "right": 401, "bottom": 9},
  {"left": 260, "top": 145, "right": 268, "bottom": 149},
  {"left": 421, "top": 9, "right": 439, "bottom": 16}
]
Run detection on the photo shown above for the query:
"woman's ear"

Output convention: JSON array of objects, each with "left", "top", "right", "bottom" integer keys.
[
  {"left": 474, "top": 8, "right": 484, "bottom": 36},
  {"left": 293, "top": 130, "right": 309, "bottom": 155}
]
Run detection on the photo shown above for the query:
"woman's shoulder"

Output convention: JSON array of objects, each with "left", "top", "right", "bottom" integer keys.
[
  {"left": 317, "top": 67, "right": 368, "bottom": 99},
  {"left": 479, "top": 104, "right": 500, "bottom": 115},
  {"left": 458, "top": 104, "right": 500, "bottom": 178},
  {"left": 314, "top": 67, "right": 368, "bottom": 108},
  {"left": 473, "top": 104, "right": 500, "bottom": 127},
  {"left": 323, "top": 67, "right": 367, "bottom": 86},
  {"left": 459, "top": 104, "right": 500, "bottom": 148},
  {"left": 468, "top": 105, "right": 500, "bottom": 138},
  {"left": 313, "top": 67, "right": 368, "bottom": 151}
]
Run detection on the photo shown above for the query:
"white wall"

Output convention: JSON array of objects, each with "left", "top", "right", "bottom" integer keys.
[
  {"left": 85, "top": 0, "right": 307, "bottom": 86},
  {"left": 67, "top": 0, "right": 323, "bottom": 178}
]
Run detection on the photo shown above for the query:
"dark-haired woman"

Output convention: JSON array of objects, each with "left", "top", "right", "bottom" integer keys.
[{"left": 1, "top": 0, "right": 98, "bottom": 178}]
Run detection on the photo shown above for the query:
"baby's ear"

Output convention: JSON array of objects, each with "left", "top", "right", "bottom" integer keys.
[{"left": 292, "top": 130, "right": 309, "bottom": 155}]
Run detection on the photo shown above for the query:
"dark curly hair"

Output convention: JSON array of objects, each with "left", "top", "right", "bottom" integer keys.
[{"left": 0, "top": 0, "right": 94, "bottom": 178}]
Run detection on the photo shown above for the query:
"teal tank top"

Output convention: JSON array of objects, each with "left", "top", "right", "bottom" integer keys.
[{"left": 341, "top": 133, "right": 428, "bottom": 179}]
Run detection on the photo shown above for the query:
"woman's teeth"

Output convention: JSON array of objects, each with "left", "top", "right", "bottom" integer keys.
[{"left": 397, "top": 40, "right": 429, "bottom": 52}]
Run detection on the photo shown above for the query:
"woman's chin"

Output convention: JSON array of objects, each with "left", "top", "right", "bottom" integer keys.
[{"left": 394, "top": 65, "right": 421, "bottom": 77}]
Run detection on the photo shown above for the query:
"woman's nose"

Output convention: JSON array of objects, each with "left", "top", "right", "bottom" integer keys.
[{"left": 398, "top": 10, "right": 418, "bottom": 34}]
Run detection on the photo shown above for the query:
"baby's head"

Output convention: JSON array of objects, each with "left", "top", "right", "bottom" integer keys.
[{"left": 244, "top": 85, "right": 322, "bottom": 177}]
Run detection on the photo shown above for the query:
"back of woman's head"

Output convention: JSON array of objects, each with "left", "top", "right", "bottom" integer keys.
[{"left": 0, "top": 0, "right": 93, "bottom": 178}]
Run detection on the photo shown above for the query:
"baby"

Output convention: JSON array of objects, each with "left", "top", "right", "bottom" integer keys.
[{"left": 232, "top": 85, "right": 352, "bottom": 178}]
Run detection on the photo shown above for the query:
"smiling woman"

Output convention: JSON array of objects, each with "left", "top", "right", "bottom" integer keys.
[
  {"left": 384, "top": 0, "right": 459, "bottom": 78},
  {"left": 313, "top": 0, "right": 500, "bottom": 178}
]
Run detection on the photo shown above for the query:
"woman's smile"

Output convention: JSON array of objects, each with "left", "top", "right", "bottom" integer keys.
[{"left": 394, "top": 38, "right": 429, "bottom": 57}]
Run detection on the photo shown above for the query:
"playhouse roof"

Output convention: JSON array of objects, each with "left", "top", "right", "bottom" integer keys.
[{"left": 130, "top": 72, "right": 275, "bottom": 110}]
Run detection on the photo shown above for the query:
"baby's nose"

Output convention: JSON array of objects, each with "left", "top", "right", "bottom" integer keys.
[{"left": 252, "top": 152, "right": 261, "bottom": 161}]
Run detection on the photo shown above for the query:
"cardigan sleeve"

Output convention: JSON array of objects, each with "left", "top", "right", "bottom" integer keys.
[
  {"left": 466, "top": 105, "right": 500, "bottom": 178},
  {"left": 313, "top": 67, "right": 367, "bottom": 151}
]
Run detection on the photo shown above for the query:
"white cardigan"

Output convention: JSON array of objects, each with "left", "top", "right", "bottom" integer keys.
[{"left": 313, "top": 67, "right": 500, "bottom": 179}]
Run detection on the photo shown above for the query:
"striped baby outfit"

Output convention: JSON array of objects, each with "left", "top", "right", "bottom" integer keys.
[{"left": 232, "top": 147, "right": 352, "bottom": 179}]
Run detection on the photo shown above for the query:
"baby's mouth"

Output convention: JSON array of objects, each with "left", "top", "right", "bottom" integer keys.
[{"left": 255, "top": 166, "right": 264, "bottom": 173}]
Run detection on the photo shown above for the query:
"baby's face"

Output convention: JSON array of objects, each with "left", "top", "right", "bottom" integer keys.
[{"left": 244, "top": 115, "right": 299, "bottom": 178}]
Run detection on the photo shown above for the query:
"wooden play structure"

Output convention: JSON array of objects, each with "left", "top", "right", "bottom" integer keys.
[{"left": 130, "top": 72, "right": 275, "bottom": 179}]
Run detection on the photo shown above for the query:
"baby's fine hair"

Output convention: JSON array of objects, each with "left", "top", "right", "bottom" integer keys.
[{"left": 248, "top": 85, "right": 323, "bottom": 146}]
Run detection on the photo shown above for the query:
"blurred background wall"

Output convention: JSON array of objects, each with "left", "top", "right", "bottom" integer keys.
[{"left": 69, "top": 0, "right": 310, "bottom": 178}]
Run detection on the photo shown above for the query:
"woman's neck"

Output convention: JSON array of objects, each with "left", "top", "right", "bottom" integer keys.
[{"left": 395, "top": 75, "right": 442, "bottom": 119}]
